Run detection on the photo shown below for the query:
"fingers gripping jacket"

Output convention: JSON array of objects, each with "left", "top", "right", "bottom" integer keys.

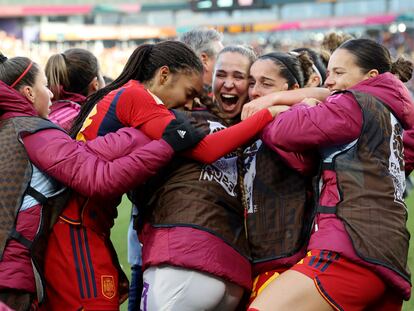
[{"left": 162, "top": 118, "right": 206, "bottom": 152}]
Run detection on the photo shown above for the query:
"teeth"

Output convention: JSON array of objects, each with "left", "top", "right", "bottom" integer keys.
[{"left": 222, "top": 94, "right": 237, "bottom": 99}]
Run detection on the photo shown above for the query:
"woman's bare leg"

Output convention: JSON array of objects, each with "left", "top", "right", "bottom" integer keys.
[{"left": 249, "top": 270, "right": 334, "bottom": 311}]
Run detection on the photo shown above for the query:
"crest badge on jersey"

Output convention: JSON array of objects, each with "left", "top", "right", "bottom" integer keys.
[{"left": 101, "top": 275, "right": 116, "bottom": 299}]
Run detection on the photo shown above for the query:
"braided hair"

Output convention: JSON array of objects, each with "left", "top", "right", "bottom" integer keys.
[{"left": 70, "top": 40, "right": 203, "bottom": 137}]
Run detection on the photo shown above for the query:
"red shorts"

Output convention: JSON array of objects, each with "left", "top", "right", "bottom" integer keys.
[
  {"left": 291, "top": 250, "right": 402, "bottom": 311},
  {"left": 40, "top": 219, "right": 119, "bottom": 311}
]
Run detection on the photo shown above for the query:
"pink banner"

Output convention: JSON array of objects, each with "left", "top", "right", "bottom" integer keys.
[
  {"left": 270, "top": 13, "right": 397, "bottom": 31},
  {"left": 0, "top": 4, "right": 140, "bottom": 17},
  {"left": 23, "top": 5, "right": 92, "bottom": 16}
]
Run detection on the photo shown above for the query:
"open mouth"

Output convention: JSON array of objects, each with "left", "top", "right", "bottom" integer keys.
[{"left": 220, "top": 94, "right": 239, "bottom": 111}]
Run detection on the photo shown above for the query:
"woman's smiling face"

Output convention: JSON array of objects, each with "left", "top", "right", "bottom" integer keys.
[
  {"left": 248, "top": 58, "right": 290, "bottom": 100},
  {"left": 324, "top": 48, "right": 371, "bottom": 92},
  {"left": 213, "top": 52, "right": 251, "bottom": 119}
]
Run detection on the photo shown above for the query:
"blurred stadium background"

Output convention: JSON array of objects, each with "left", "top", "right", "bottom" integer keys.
[
  {"left": 1, "top": 0, "right": 414, "bottom": 85},
  {"left": 1, "top": 0, "right": 413, "bottom": 310}
]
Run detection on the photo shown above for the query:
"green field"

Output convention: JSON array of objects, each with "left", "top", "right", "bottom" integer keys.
[{"left": 111, "top": 195, "right": 414, "bottom": 310}]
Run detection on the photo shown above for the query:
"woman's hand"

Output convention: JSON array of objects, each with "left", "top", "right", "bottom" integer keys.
[
  {"left": 241, "top": 88, "right": 329, "bottom": 120},
  {"left": 267, "top": 105, "right": 290, "bottom": 118},
  {"left": 242, "top": 94, "right": 277, "bottom": 120},
  {"left": 301, "top": 97, "right": 321, "bottom": 107}
]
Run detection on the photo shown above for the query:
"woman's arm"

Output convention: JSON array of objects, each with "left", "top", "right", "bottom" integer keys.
[
  {"left": 23, "top": 128, "right": 174, "bottom": 199},
  {"left": 139, "top": 108, "right": 273, "bottom": 164},
  {"left": 241, "top": 88, "right": 330, "bottom": 120},
  {"left": 186, "top": 109, "right": 273, "bottom": 163},
  {"left": 268, "top": 146, "right": 318, "bottom": 177},
  {"left": 262, "top": 92, "right": 362, "bottom": 153},
  {"left": 112, "top": 86, "right": 274, "bottom": 164}
]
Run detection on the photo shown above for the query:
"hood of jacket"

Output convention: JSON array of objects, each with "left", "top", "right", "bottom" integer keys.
[
  {"left": 0, "top": 80, "right": 38, "bottom": 120},
  {"left": 350, "top": 72, "right": 414, "bottom": 130},
  {"left": 53, "top": 85, "right": 86, "bottom": 105}
]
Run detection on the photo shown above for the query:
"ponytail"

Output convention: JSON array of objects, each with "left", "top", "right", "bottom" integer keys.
[
  {"left": 292, "top": 47, "right": 328, "bottom": 85},
  {"left": 45, "top": 48, "right": 100, "bottom": 100},
  {"left": 69, "top": 44, "right": 156, "bottom": 137},
  {"left": 391, "top": 57, "right": 413, "bottom": 83},
  {"left": 294, "top": 51, "right": 315, "bottom": 87},
  {"left": 45, "top": 53, "right": 69, "bottom": 100},
  {"left": 70, "top": 41, "right": 203, "bottom": 137}
]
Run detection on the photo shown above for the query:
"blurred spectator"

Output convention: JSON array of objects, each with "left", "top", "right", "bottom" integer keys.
[
  {"left": 321, "top": 31, "right": 354, "bottom": 53},
  {"left": 179, "top": 28, "right": 224, "bottom": 87},
  {"left": 1, "top": 28, "right": 412, "bottom": 94}
]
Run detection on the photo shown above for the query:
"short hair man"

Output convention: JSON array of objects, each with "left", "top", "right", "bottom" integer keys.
[{"left": 180, "top": 28, "right": 224, "bottom": 87}]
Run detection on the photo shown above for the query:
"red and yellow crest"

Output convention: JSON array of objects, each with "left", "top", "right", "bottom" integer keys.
[{"left": 101, "top": 275, "right": 116, "bottom": 299}]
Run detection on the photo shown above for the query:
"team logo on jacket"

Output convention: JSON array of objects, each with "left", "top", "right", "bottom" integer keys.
[
  {"left": 101, "top": 275, "right": 116, "bottom": 299},
  {"left": 389, "top": 114, "right": 405, "bottom": 206}
]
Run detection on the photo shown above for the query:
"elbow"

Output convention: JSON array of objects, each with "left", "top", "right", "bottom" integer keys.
[
  {"left": 262, "top": 130, "right": 283, "bottom": 149},
  {"left": 262, "top": 132, "right": 294, "bottom": 153}
]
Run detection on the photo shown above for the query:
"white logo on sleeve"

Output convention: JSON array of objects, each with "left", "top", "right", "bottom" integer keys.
[{"left": 177, "top": 130, "right": 186, "bottom": 138}]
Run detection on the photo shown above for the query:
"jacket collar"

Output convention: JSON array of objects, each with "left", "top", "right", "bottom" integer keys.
[{"left": 0, "top": 80, "right": 38, "bottom": 120}]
